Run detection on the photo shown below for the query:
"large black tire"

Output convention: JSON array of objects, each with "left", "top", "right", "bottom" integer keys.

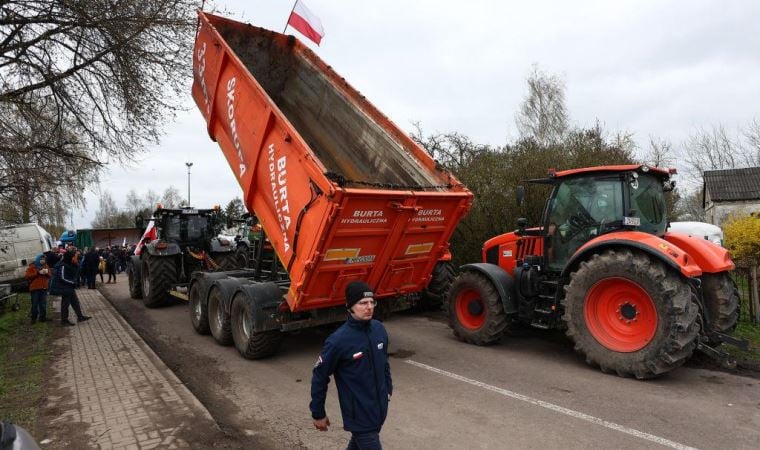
[
  {"left": 447, "top": 271, "right": 507, "bottom": 345},
  {"left": 141, "top": 255, "right": 178, "bottom": 308},
  {"left": 127, "top": 263, "right": 142, "bottom": 299},
  {"left": 563, "top": 249, "right": 700, "bottom": 379},
  {"left": 419, "top": 261, "right": 456, "bottom": 310},
  {"left": 230, "top": 291, "right": 283, "bottom": 359},
  {"left": 208, "top": 285, "right": 233, "bottom": 345},
  {"left": 211, "top": 252, "right": 242, "bottom": 271},
  {"left": 235, "top": 244, "right": 250, "bottom": 268},
  {"left": 701, "top": 272, "right": 740, "bottom": 344},
  {"left": 189, "top": 281, "right": 210, "bottom": 335}
]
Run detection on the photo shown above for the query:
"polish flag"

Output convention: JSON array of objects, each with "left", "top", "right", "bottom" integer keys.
[
  {"left": 287, "top": 0, "right": 325, "bottom": 45},
  {"left": 134, "top": 219, "right": 157, "bottom": 256}
]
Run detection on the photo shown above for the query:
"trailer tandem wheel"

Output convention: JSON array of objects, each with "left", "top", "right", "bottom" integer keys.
[
  {"left": 230, "top": 283, "right": 284, "bottom": 359},
  {"left": 208, "top": 278, "right": 244, "bottom": 346},
  {"left": 189, "top": 272, "right": 229, "bottom": 335}
]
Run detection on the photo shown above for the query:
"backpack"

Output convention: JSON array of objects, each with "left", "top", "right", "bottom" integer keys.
[
  {"left": 48, "top": 264, "right": 64, "bottom": 295},
  {"left": 98, "top": 259, "right": 106, "bottom": 272}
]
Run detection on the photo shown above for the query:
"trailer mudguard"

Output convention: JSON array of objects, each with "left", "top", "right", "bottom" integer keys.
[
  {"left": 563, "top": 231, "right": 703, "bottom": 279},
  {"left": 663, "top": 232, "right": 735, "bottom": 273},
  {"left": 211, "top": 278, "right": 248, "bottom": 315},
  {"left": 236, "top": 282, "right": 283, "bottom": 332},
  {"left": 143, "top": 241, "right": 182, "bottom": 257},
  {"left": 460, "top": 263, "right": 517, "bottom": 314}
]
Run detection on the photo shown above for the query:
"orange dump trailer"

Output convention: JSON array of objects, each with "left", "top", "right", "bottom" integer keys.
[{"left": 188, "top": 12, "right": 472, "bottom": 358}]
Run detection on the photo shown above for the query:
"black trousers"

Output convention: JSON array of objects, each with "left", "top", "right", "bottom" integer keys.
[{"left": 61, "top": 292, "right": 85, "bottom": 322}]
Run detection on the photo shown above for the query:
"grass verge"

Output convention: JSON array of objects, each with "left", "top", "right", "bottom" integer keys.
[{"left": 0, "top": 293, "right": 55, "bottom": 437}]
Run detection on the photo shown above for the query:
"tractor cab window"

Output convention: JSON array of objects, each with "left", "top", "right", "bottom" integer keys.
[
  {"left": 185, "top": 216, "right": 209, "bottom": 240},
  {"left": 163, "top": 215, "right": 181, "bottom": 241},
  {"left": 545, "top": 177, "right": 623, "bottom": 271},
  {"left": 629, "top": 174, "right": 667, "bottom": 235}
]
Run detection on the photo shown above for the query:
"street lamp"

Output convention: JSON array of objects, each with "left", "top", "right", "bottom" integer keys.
[{"left": 185, "top": 162, "right": 193, "bottom": 206}]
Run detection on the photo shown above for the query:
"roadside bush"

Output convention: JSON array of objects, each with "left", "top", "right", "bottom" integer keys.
[{"left": 723, "top": 214, "right": 760, "bottom": 267}]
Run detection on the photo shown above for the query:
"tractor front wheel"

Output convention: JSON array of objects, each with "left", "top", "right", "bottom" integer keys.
[
  {"left": 563, "top": 249, "right": 700, "bottom": 379},
  {"left": 447, "top": 271, "right": 507, "bottom": 345}
]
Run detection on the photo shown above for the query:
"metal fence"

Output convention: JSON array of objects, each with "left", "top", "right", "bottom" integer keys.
[{"left": 732, "top": 267, "right": 756, "bottom": 322}]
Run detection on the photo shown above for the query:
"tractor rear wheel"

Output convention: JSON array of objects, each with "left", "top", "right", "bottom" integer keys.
[
  {"left": 448, "top": 271, "right": 507, "bottom": 345},
  {"left": 212, "top": 252, "right": 241, "bottom": 271},
  {"left": 419, "top": 261, "right": 456, "bottom": 310},
  {"left": 701, "top": 272, "right": 740, "bottom": 344},
  {"left": 141, "top": 255, "right": 177, "bottom": 308},
  {"left": 127, "top": 263, "right": 142, "bottom": 299},
  {"left": 563, "top": 249, "right": 700, "bottom": 379}
]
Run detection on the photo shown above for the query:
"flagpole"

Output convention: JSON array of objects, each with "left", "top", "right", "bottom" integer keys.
[{"left": 283, "top": 0, "right": 298, "bottom": 33}]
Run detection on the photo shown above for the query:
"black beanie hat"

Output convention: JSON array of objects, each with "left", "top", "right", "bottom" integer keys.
[{"left": 345, "top": 281, "right": 374, "bottom": 310}]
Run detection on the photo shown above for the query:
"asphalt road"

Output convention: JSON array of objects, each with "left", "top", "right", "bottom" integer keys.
[{"left": 100, "top": 280, "right": 760, "bottom": 449}]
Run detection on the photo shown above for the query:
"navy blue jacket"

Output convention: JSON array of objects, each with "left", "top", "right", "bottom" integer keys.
[
  {"left": 310, "top": 316, "right": 392, "bottom": 433},
  {"left": 49, "top": 261, "right": 77, "bottom": 296}
]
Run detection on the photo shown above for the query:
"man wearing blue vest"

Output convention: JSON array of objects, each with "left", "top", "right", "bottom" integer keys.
[{"left": 310, "top": 281, "right": 393, "bottom": 449}]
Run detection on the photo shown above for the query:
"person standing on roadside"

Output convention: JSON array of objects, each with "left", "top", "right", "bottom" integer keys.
[
  {"left": 310, "top": 281, "right": 392, "bottom": 450},
  {"left": 84, "top": 247, "right": 99, "bottom": 289},
  {"left": 50, "top": 250, "right": 91, "bottom": 326},
  {"left": 106, "top": 251, "right": 117, "bottom": 283},
  {"left": 24, "top": 254, "right": 51, "bottom": 324}
]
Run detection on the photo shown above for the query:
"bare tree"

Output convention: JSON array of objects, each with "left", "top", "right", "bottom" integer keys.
[
  {"left": 644, "top": 136, "right": 675, "bottom": 168},
  {"left": 515, "top": 64, "right": 568, "bottom": 147},
  {"left": 161, "top": 186, "right": 183, "bottom": 208},
  {"left": 0, "top": 0, "right": 198, "bottom": 217},
  {"left": 740, "top": 118, "right": 760, "bottom": 168}
]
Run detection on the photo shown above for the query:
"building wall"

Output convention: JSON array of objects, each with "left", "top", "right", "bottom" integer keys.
[
  {"left": 90, "top": 228, "right": 142, "bottom": 249},
  {"left": 706, "top": 200, "right": 760, "bottom": 226}
]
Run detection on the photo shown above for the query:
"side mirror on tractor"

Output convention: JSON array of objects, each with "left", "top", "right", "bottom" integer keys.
[{"left": 516, "top": 217, "right": 528, "bottom": 236}]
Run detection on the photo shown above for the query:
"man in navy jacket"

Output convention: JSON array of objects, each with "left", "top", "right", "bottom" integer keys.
[{"left": 310, "top": 281, "right": 393, "bottom": 449}]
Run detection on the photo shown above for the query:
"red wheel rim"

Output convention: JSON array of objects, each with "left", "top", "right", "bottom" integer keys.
[
  {"left": 455, "top": 288, "right": 486, "bottom": 330},
  {"left": 584, "top": 278, "right": 658, "bottom": 352}
]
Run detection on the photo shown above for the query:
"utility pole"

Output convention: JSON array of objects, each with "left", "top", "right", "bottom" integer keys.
[{"left": 185, "top": 162, "right": 193, "bottom": 206}]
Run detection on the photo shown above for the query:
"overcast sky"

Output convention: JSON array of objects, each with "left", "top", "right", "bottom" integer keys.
[{"left": 71, "top": 0, "right": 760, "bottom": 229}]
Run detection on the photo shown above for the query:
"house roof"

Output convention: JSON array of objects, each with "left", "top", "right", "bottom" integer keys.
[{"left": 703, "top": 167, "right": 760, "bottom": 202}]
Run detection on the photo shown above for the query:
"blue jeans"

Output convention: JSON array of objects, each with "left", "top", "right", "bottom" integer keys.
[
  {"left": 347, "top": 432, "right": 382, "bottom": 450},
  {"left": 30, "top": 290, "right": 47, "bottom": 321}
]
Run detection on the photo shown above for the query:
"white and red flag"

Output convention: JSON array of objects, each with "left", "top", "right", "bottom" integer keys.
[
  {"left": 287, "top": 0, "right": 325, "bottom": 45},
  {"left": 134, "top": 219, "right": 157, "bottom": 256}
]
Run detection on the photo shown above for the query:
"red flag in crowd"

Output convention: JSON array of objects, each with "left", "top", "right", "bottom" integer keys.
[{"left": 287, "top": 0, "right": 325, "bottom": 45}]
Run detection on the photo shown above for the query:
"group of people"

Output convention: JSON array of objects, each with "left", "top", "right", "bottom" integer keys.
[
  {"left": 24, "top": 246, "right": 92, "bottom": 326},
  {"left": 23, "top": 243, "right": 132, "bottom": 326}
]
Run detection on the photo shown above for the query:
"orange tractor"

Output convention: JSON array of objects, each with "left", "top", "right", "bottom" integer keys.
[{"left": 448, "top": 165, "right": 742, "bottom": 378}]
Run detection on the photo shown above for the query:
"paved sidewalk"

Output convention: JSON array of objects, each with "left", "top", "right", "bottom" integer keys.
[{"left": 43, "top": 288, "right": 217, "bottom": 449}]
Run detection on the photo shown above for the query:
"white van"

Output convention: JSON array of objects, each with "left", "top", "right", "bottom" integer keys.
[
  {"left": 667, "top": 221, "right": 724, "bottom": 246},
  {"left": 0, "top": 223, "right": 55, "bottom": 286}
]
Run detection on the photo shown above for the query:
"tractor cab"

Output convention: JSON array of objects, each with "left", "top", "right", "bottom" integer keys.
[
  {"left": 487, "top": 165, "right": 675, "bottom": 276},
  {"left": 538, "top": 165, "right": 673, "bottom": 272}
]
